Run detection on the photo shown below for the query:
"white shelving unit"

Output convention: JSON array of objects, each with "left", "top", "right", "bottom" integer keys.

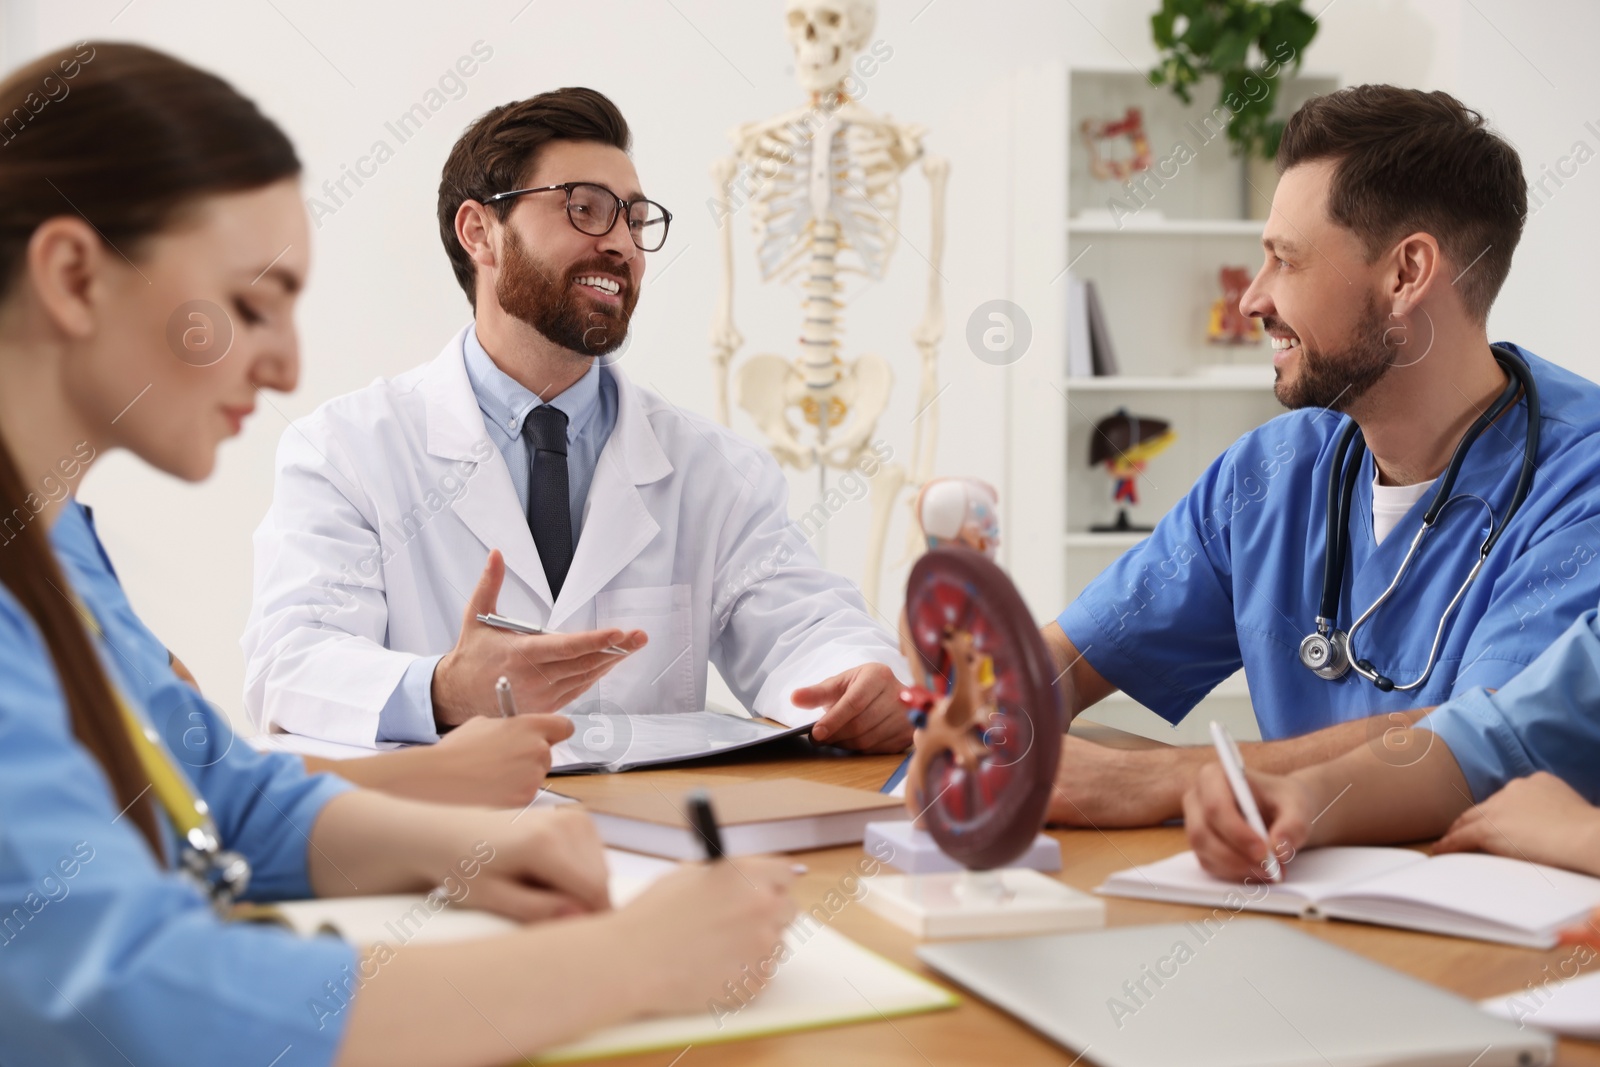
[{"left": 1000, "top": 63, "right": 1337, "bottom": 745}]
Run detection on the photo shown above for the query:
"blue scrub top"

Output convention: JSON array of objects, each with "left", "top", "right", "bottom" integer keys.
[
  {"left": 1057, "top": 345, "right": 1600, "bottom": 739},
  {"left": 0, "top": 501, "right": 357, "bottom": 1066},
  {"left": 1423, "top": 606, "right": 1600, "bottom": 802}
]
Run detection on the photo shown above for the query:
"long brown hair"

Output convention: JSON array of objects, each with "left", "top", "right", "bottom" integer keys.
[{"left": 0, "top": 42, "right": 300, "bottom": 856}]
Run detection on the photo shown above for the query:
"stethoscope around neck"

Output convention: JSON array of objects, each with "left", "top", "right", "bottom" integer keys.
[{"left": 1297, "top": 345, "right": 1540, "bottom": 692}]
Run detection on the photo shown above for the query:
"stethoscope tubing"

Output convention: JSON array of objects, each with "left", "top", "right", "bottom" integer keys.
[{"left": 1308, "top": 346, "right": 1540, "bottom": 691}]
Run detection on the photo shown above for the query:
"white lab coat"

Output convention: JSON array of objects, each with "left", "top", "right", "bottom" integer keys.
[{"left": 242, "top": 326, "right": 908, "bottom": 746}]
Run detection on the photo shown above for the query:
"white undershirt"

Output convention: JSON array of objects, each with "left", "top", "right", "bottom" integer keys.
[{"left": 1371, "top": 474, "right": 1437, "bottom": 545}]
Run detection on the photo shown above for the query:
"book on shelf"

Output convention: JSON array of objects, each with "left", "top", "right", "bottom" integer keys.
[{"left": 1066, "top": 273, "right": 1119, "bottom": 378}]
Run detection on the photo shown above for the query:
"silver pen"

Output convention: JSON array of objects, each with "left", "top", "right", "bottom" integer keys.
[
  {"left": 475, "top": 612, "right": 630, "bottom": 656},
  {"left": 495, "top": 675, "right": 518, "bottom": 717}
]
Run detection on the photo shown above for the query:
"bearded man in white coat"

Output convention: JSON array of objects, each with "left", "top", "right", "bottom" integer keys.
[{"left": 242, "top": 87, "right": 914, "bottom": 761}]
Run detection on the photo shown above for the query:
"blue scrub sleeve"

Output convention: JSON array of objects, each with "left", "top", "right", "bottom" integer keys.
[
  {"left": 1445, "top": 506, "right": 1600, "bottom": 698},
  {"left": 1056, "top": 443, "right": 1252, "bottom": 725},
  {"left": 53, "top": 513, "right": 360, "bottom": 902},
  {"left": 0, "top": 604, "right": 358, "bottom": 1067},
  {"left": 375, "top": 654, "right": 445, "bottom": 744},
  {"left": 1421, "top": 608, "right": 1600, "bottom": 803}
]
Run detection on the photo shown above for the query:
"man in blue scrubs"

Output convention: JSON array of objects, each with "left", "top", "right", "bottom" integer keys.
[{"left": 1045, "top": 85, "right": 1600, "bottom": 827}]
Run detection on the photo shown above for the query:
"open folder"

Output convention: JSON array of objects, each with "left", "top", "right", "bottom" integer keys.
[
  {"left": 254, "top": 710, "right": 810, "bottom": 773},
  {"left": 1098, "top": 846, "right": 1600, "bottom": 949},
  {"left": 548, "top": 711, "right": 809, "bottom": 774}
]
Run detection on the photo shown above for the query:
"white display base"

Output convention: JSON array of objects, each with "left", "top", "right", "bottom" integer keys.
[
  {"left": 865, "top": 821, "right": 1062, "bottom": 874},
  {"left": 863, "top": 868, "right": 1105, "bottom": 940}
]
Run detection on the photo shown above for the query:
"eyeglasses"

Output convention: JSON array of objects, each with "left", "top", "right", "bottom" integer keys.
[{"left": 482, "top": 181, "right": 673, "bottom": 252}]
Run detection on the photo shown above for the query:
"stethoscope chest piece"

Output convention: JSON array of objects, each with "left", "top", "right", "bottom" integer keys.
[{"left": 1299, "top": 628, "right": 1350, "bottom": 680}]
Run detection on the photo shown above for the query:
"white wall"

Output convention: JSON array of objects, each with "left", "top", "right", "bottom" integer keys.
[{"left": 3, "top": 0, "right": 1594, "bottom": 733}]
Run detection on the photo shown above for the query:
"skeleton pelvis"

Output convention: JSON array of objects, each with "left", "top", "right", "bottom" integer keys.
[{"left": 736, "top": 352, "right": 893, "bottom": 469}]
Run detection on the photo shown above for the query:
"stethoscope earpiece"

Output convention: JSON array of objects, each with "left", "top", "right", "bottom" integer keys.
[{"left": 1355, "top": 661, "right": 1395, "bottom": 692}]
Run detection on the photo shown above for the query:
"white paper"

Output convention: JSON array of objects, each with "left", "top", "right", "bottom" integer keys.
[
  {"left": 1099, "top": 846, "right": 1425, "bottom": 910},
  {"left": 1482, "top": 970, "right": 1600, "bottom": 1038},
  {"left": 249, "top": 709, "right": 802, "bottom": 773},
  {"left": 250, "top": 733, "right": 402, "bottom": 760},
  {"left": 538, "top": 923, "right": 954, "bottom": 1063},
  {"left": 552, "top": 710, "right": 804, "bottom": 772}
]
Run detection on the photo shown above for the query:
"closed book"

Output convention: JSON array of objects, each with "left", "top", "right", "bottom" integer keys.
[{"left": 555, "top": 777, "right": 909, "bottom": 859}]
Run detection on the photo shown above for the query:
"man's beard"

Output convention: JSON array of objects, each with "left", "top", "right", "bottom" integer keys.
[
  {"left": 1273, "top": 294, "right": 1392, "bottom": 412},
  {"left": 495, "top": 228, "right": 638, "bottom": 357}
]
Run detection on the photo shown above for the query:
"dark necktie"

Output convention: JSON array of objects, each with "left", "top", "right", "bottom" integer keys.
[{"left": 522, "top": 405, "right": 574, "bottom": 599}]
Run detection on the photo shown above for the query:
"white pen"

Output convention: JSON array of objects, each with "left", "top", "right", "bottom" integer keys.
[
  {"left": 495, "top": 675, "right": 517, "bottom": 718},
  {"left": 1209, "top": 720, "right": 1282, "bottom": 882},
  {"left": 476, "top": 612, "right": 630, "bottom": 656}
]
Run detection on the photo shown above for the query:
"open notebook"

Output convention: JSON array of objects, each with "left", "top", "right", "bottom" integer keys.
[
  {"left": 1098, "top": 847, "right": 1600, "bottom": 949},
  {"left": 243, "top": 849, "right": 954, "bottom": 1063},
  {"left": 253, "top": 711, "right": 810, "bottom": 774}
]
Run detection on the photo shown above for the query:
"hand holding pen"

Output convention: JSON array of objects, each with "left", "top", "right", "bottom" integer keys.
[
  {"left": 429, "top": 550, "right": 647, "bottom": 729},
  {"left": 1181, "top": 722, "right": 1319, "bottom": 883},
  {"left": 1209, "top": 721, "right": 1282, "bottom": 882}
]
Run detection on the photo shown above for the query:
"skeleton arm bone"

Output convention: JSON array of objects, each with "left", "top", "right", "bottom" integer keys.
[
  {"left": 710, "top": 156, "right": 744, "bottom": 426},
  {"left": 910, "top": 153, "right": 949, "bottom": 486}
]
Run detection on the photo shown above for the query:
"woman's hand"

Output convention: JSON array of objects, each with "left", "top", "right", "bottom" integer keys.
[
  {"left": 306, "top": 713, "right": 576, "bottom": 809},
  {"left": 1433, "top": 771, "right": 1600, "bottom": 876},
  {"left": 467, "top": 807, "right": 612, "bottom": 922},
  {"left": 608, "top": 858, "right": 798, "bottom": 1013},
  {"left": 1183, "top": 762, "right": 1318, "bottom": 882},
  {"left": 424, "top": 713, "right": 575, "bottom": 806}
]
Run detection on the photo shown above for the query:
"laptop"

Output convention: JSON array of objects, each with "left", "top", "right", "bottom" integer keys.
[{"left": 917, "top": 920, "right": 1553, "bottom": 1067}]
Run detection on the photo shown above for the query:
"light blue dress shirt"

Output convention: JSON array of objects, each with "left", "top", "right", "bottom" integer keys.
[
  {"left": 0, "top": 501, "right": 357, "bottom": 1065},
  {"left": 1422, "top": 606, "right": 1600, "bottom": 802},
  {"left": 376, "top": 326, "right": 619, "bottom": 743},
  {"left": 1055, "top": 345, "right": 1600, "bottom": 740}
]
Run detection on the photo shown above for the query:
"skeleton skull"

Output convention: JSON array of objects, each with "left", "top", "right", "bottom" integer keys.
[{"left": 784, "top": 0, "right": 876, "bottom": 94}]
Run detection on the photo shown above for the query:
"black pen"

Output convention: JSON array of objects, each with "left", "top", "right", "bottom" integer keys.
[{"left": 685, "top": 789, "right": 725, "bottom": 861}]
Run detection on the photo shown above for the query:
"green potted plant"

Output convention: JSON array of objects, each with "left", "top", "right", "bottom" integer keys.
[{"left": 1149, "top": 0, "right": 1319, "bottom": 161}]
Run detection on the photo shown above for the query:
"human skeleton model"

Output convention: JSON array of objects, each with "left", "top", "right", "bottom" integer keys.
[{"left": 710, "top": 0, "right": 948, "bottom": 609}]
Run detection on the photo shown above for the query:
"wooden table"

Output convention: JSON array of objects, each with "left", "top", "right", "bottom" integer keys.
[{"left": 556, "top": 730, "right": 1600, "bottom": 1066}]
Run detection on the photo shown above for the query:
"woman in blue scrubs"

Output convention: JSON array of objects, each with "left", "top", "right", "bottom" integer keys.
[{"left": 0, "top": 42, "right": 794, "bottom": 1067}]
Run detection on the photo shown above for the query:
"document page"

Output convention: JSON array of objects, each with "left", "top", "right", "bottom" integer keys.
[{"left": 551, "top": 710, "right": 809, "bottom": 773}]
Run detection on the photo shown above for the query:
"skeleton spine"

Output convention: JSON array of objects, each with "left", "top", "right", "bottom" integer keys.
[{"left": 800, "top": 217, "right": 842, "bottom": 395}]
